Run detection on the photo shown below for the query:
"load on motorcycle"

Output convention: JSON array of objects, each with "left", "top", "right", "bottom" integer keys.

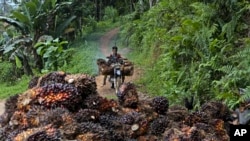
[
  {"left": 107, "top": 46, "right": 124, "bottom": 93},
  {"left": 96, "top": 46, "right": 134, "bottom": 94}
]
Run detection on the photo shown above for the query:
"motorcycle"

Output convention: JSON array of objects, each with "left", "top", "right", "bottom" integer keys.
[
  {"left": 109, "top": 62, "right": 123, "bottom": 94},
  {"left": 107, "top": 56, "right": 124, "bottom": 94}
]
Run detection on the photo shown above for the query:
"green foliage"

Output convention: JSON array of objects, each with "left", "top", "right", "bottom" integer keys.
[
  {"left": 0, "top": 75, "right": 31, "bottom": 99},
  {"left": 120, "top": 0, "right": 250, "bottom": 109},
  {"left": 0, "top": 61, "right": 16, "bottom": 83},
  {"left": 103, "top": 6, "right": 119, "bottom": 22},
  {"left": 35, "top": 37, "right": 72, "bottom": 73},
  {"left": 59, "top": 38, "right": 99, "bottom": 75}
]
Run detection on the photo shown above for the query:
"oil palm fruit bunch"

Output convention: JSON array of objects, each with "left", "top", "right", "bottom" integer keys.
[
  {"left": 9, "top": 110, "right": 29, "bottom": 129},
  {"left": 13, "top": 125, "right": 61, "bottom": 141},
  {"left": 0, "top": 126, "right": 23, "bottom": 141},
  {"left": 181, "top": 126, "right": 203, "bottom": 141},
  {"left": 34, "top": 83, "right": 80, "bottom": 111},
  {"left": 36, "top": 71, "right": 67, "bottom": 87},
  {"left": 167, "top": 105, "right": 189, "bottom": 122},
  {"left": 28, "top": 76, "right": 39, "bottom": 89},
  {"left": 200, "top": 101, "right": 230, "bottom": 120},
  {"left": 150, "top": 115, "right": 169, "bottom": 135},
  {"left": 17, "top": 89, "right": 39, "bottom": 111},
  {"left": 41, "top": 107, "right": 70, "bottom": 128},
  {"left": 74, "top": 109, "right": 100, "bottom": 123},
  {"left": 99, "top": 113, "right": 120, "bottom": 129},
  {"left": 184, "top": 111, "right": 209, "bottom": 126},
  {"left": 150, "top": 96, "right": 169, "bottom": 115},
  {"left": 163, "top": 128, "right": 184, "bottom": 141},
  {"left": 78, "top": 122, "right": 110, "bottom": 140},
  {"left": 61, "top": 121, "right": 80, "bottom": 140},
  {"left": 26, "top": 127, "right": 61, "bottom": 141},
  {"left": 25, "top": 105, "right": 47, "bottom": 127},
  {"left": 208, "top": 119, "right": 230, "bottom": 141},
  {"left": 0, "top": 94, "right": 19, "bottom": 126},
  {"left": 5, "top": 94, "right": 19, "bottom": 114},
  {"left": 84, "top": 95, "right": 118, "bottom": 113},
  {"left": 128, "top": 118, "right": 150, "bottom": 139},
  {"left": 120, "top": 113, "right": 135, "bottom": 125},
  {"left": 64, "top": 74, "right": 97, "bottom": 99},
  {"left": 117, "top": 82, "right": 138, "bottom": 108}
]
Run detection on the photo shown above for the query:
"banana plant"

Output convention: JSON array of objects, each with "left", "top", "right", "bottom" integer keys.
[
  {"left": 0, "top": 35, "right": 33, "bottom": 75},
  {"left": 0, "top": 0, "right": 76, "bottom": 74}
]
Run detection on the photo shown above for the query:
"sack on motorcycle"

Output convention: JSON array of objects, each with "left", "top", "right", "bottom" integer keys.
[
  {"left": 100, "top": 66, "right": 113, "bottom": 75},
  {"left": 122, "top": 65, "right": 134, "bottom": 76}
]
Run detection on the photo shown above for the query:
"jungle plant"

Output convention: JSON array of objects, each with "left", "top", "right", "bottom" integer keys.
[
  {"left": 34, "top": 37, "right": 73, "bottom": 73},
  {"left": 120, "top": 0, "right": 250, "bottom": 110},
  {"left": 103, "top": 6, "right": 119, "bottom": 23},
  {"left": 0, "top": 0, "right": 77, "bottom": 74}
]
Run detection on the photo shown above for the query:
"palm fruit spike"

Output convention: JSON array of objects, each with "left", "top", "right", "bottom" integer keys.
[
  {"left": 150, "top": 96, "right": 169, "bottom": 115},
  {"left": 99, "top": 113, "right": 120, "bottom": 129},
  {"left": 13, "top": 125, "right": 58, "bottom": 141},
  {"left": 150, "top": 115, "right": 169, "bottom": 135},
  {"left": 208, "top": 119, "right": 230, "bottom": 141},
  {"left": 61, "top": 121, "right": 79, "bottom": 140},
  {"left": 9, "top": 110, "right": 29, "bottom": 129},
  {"left": 36, "top": 71, "right": 67, "bottom": 87},
  {"left": 200, "top": 101, "right": 230, "bottom": 120},
  {"left": 120, "top": 113, "right": 135, "bottom": 125},
  {"left": 117, "top": 82, "right": 139, "bottom": 108},
  {"left": 26, "top": 105, "right": 46, "bottom": 127},
  {"left": 167, "top": 105, "right": 189, "bottom": 122},
  {"left": 27, "top": 127, "right": 62, "bottom": 141},
  {"left": 184, "top": 111, "right": 209, "bottom": 126},
  {"left": 64, "top": 74, "right": 97, "bottom": 99},
  {"left": 34, "top": 83, "right": 81, "bottom": 112},
  {"left": 5, "top": 94, "right": 19, "bottom": 113},
  {"left": 74, "top": 109, "right": 100, "bottom": 122},
  {"left": 28, "top": 76, "right": 39, "bottom": 89},
  {"left": 17, "top": 89, "right": 38, "bottom": 111},
  {"left": 40, "top": 107, "right": 70, "bottom": 128},
  {"left": 84, "top": 95, "right": 118, "bottom": 112}
]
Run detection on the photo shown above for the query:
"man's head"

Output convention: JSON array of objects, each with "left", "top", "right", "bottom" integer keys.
[
  {"left": 112, "top": 46, "right": 118, "bottom": 50},
  {"left": 112, "top": 46, "right": 118, "bottom": 54}
]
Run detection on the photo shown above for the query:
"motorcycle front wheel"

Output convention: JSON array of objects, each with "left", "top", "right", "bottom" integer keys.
[{"left": 114, "top": 77, "right": 122, "bottom": 94}]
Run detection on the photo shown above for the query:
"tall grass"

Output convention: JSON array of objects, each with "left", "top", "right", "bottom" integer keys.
[
  {"left": 60, "top": 39, "right": 100, "bottom": 75},
  {"left": 0, "top": 75, "right": 31, "bottom": 99}
]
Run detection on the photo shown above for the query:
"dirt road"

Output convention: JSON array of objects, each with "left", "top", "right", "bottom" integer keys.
[
  {"left": 0, "top": 99, "right": 5, "bottom": 115},
  {"left": 96, "top": 28, "right": 142, "bottom": 99},
  {"left": 0, "top": 28, "right": 144, "bottom": 115}
]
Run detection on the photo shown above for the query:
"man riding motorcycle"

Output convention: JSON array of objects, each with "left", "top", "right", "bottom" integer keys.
[{"left": 107, "top": 46, "right": 123, "bottom": 89}]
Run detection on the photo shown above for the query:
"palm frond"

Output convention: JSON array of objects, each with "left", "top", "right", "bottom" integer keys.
[{"left": 0, "top": 16, "right": 26, "bottom": 34}]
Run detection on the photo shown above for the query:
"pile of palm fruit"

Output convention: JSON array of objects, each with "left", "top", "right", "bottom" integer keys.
[{"left": 0, "top": 71, "right": 232, "bottom": 141}]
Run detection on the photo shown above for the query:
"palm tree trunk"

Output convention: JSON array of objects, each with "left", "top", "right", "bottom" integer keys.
[
  {"left": 21, "top": 56, "right": 33, "bottom": 76},
  {"left": 32, "top": 48, "right": 43, "bottom": 72}
]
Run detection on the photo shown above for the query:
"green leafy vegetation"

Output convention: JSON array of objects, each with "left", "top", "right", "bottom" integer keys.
[
  {"left": 1, "top": 0, "right": 250, "bottom": 110},
  {"left": 59, "top": 38, "right": 100, "bottom": 75},
  {"left": 0, "top": 75, "right": 31, "bottom": 99},
  {"left": 119, "top": 0, "right": 250, "bottom": 109}
]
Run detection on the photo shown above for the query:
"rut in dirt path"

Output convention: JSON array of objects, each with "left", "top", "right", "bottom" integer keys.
[
  {"left": 96, "top": 28, "right": 121, "bottom": 98},
  {"left": 99, "top": 28, "right": 120, "bottom": 57},
  {"left": 96, "top": 28, "right": 149, "bottom": 100}
]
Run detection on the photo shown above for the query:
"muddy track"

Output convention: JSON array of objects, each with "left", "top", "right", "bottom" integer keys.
[
  {"left": 96, "top": 28, "right": 149, "bottom": 100},
  {"left": 0, "top": 99, "right": 4, "bottom": 115},
  {"left": 96, "top": 27, "right": 135, "bottom": 98},
  {"left": 0, "top": 28, "right": 147, "bottom": 115}
]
